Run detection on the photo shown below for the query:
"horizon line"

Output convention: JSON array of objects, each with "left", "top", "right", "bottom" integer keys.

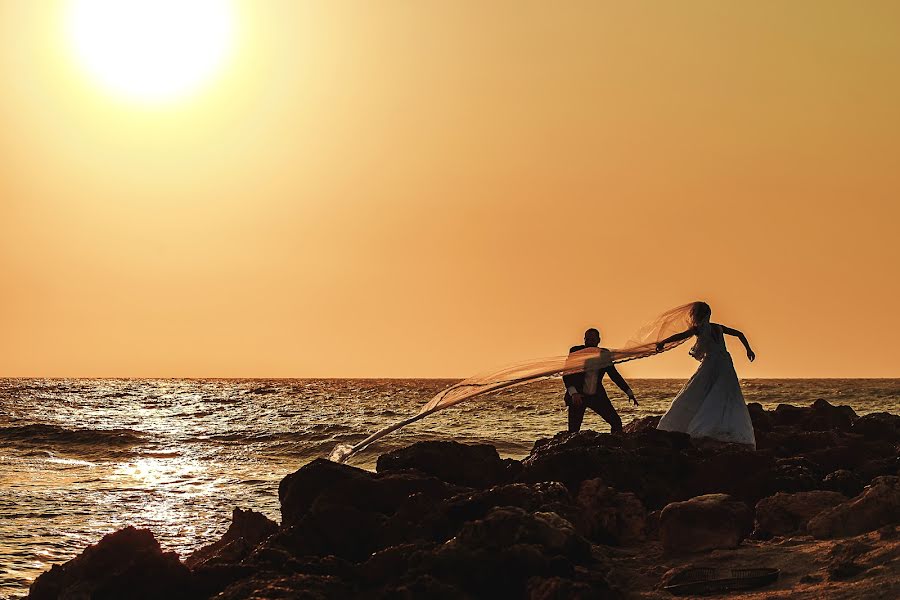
[{"left": 2, "top": 375, "right": 899, "bottom": 381}]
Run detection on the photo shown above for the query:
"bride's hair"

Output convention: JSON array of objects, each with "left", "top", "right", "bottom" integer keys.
[{"left": 691, "top": 302, "right": 712, "bottom": 326}]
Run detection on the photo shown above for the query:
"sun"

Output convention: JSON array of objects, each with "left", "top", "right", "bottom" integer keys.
[{"left": 66, "top": 0, "right": 236, "bottom": 105}]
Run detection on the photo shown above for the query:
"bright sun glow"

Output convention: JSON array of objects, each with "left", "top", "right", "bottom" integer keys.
[{"left": 66, "top": 0, "right": 236, "bottom": 104}]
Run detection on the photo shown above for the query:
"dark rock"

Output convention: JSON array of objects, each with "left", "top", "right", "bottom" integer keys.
[
  {"left": 685, "top": 449, "right": 775, "bottom": 503},
  {"left": 518, "top": 430, "right": 693, "bottom": 509},
  {"left": 271, "top": 501, "right": 390, "bottom": 561},
  {"left": 216, "top": 573, "right": 354, "bottom": 599},
  {"left": 752, "top": 490, "right": 846, "bottom": 539},
  {"left": 770, "top": 400, "right": 857, "bottom": 432},
  {"left": 809, "top": 476, "right": 900, "bottom": 539},
  {"left": 382, "top": 575, "right": 468, "bottom": 599},
  {"left": 573, "top": 478, "right": 646, "bottom": 545},
  {"left": 828, "top": 561, "right": 865, "bottom": 580},
  {"left": 274, "top": 459, "right": 465, "bottom": 560},
  {"left": 359, "top": 542, "right": 435, "bottom": 587},
  {"left": 802, "top": 440, "right": 894, "bottom": 474},
  {"left": 527, "top": 576, "right": 610, "bottom": 599},
  {"left": 186, "top": 507, "right": 277, "bottom": 568},
  {"left": 417, "top": 507, "right": 601, "bottom": 598},
  {"left": 279, "top": 458, "right": 372, "bottom": 526},
  {"left": 622, "top": 415, "right": 661, "bottom": 433},
  {"left": 451, "top": 508, "right": 591, "bottom": 563},
  {"left": 856, "top": 456, "right": 900, "bottom": 482},
  {"left": 878, "top": 524, "right": 899, "bottom": 540},
  {"left": 827, "top": 540, "right": 872, "bottom": 581},
  {"left": 376, "top": 440, "right": 512, "bottom": 488},
  {"left": 280, "top": 459, "right": 462, "bottom": 526},
  {"left": 659, "top": 494, "right": 753, "bottom": 554},
  {"left": 852, "top": 412, "right": 900, "bottom": 443},
  {"left": 426, "top": 482, "right": 573, "bottom": 542},
  {"left": 645, "top": 510, "right": 662, "bottom": 540},
  {"left": 243, "top": 549, "right": 357, "bottom": 581},
  {"left": 755, "top": 428, "right": 828, "bottom": 454},
  {"left": 759, "top": 462, "right": 821, "bottom": 496},
  {"left": 822, "top": 469, "right": 865, "bottom": 498},
  {"left": 747, "top": 402, "right": 772, "bottom": 432},
  {"left": 28, "top": 527, "right": 194, "bottom": 600}
]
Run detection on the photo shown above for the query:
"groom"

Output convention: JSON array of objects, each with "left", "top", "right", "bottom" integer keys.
[{"left": 563, "top": 328, "right": 637, "bottom": 433}]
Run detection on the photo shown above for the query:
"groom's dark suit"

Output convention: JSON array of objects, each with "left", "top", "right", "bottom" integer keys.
[{"left": 562, "top": 345, "right": 630, "bottom": 433}]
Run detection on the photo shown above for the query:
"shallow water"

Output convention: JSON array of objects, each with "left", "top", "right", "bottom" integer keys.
[{"left": 1, "top": 377, "right": 898, "bottom": 598}]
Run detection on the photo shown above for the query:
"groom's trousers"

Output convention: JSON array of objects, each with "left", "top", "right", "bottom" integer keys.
[{"left": 566, "top": 392, "right": 623, "bottom": 434}]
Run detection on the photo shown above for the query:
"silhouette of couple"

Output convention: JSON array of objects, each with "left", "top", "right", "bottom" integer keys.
[{"left": 565, "top": 303, "right": 757, "bottom": 448}]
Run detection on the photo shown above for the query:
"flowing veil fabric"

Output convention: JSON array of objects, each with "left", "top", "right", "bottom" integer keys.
[{"left": 330, "top": 303, "right": 699, "bottom": 463}]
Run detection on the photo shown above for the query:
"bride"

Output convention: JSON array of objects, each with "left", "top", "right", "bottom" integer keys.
[{"left": 655, "top": 302, "right": 757, "bottom": 448}]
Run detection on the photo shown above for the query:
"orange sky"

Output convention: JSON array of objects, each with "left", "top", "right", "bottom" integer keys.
[{"left": 1, "top": 1, "right": 899, "bottom": 378}]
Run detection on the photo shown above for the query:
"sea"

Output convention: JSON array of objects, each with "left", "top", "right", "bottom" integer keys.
[{"left": 1, "top": 377, "right": 899, "bottom": 598}]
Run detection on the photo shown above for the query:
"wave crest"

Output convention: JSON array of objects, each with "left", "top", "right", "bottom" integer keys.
[{"left": 0, "top": 424, "right": 146, "bottom": 448}]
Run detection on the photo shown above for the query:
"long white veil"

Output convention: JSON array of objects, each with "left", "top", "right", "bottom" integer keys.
[{"left": 330, "top": 303, "right": 699, "bottom": 463}]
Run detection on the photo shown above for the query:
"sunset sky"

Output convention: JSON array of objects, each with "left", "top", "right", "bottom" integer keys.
[{"left": 1, "top": 1, "right": 898, "bottom": 378}]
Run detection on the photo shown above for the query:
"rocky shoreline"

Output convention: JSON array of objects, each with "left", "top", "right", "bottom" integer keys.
[{"left": 27, "top": 400, "right": 900, "bottom": 599}]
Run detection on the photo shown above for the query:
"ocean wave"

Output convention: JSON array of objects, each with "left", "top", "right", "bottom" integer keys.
[
  {"left": 245, "top": 386, "right": 279, "bottom": 395},
  {"left": 198, "top": 424, "right": 353, "bottom": 445},
  {"left": 0, "top": 424, "right": 147, "bottom": 449}
]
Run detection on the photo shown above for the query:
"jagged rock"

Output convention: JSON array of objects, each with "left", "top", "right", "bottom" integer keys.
[
  {"left": 827, "top": 540, "right": 873, "bottom": 581},
  {"left": 376, "top": 440, "right": 514, "bottom": 488},
  {"left": 186, "top": 507, "right": 277, "bottom": 568},
  {"left": 659, "top": 494, "right": 752, "bottom": 554},
  {"left": 823, "top": 469, "right": 865, "bottom": 497},
  {"left": 645, "top": 510, "right": 662, "bottom": 540},
  {"left": 527, "top": 576, "right": 610, "bottom": 599},
  {"left": 275, "top": 459, "right": 464, "bottom": 560},
  {"left": 857, "top": 456, "right": 900, "bottom": 482},
  {"left": 573, "top": 478, "right": 646, "bottom": 545},
  {"left": 747, "top": 402, "right": 772, "bottom": 432},
  {"left": 382, "top": 575, "right": 468, "bottom": 599},
  {"left": 279, "top": 457, "right": 461, "bottom": 526},
  {"left": 622, "top": 415, "right": 660, "bottom": 433},
  {"left": 809, "top": 476, "right": 900, "bottom": 539},
  {"left": 753, "top": 490, "right": 847, "bottom": 539},
  {"left": 517, "top": 430, "right": 693, "bottom": 509},
  {"left": 802, "top": 440, "right": 895, "bottom": 475},
  {"left": 417, "top": 507, "right": 600, "bottom": 597},
  {"left": 184, "top": 508, "right": 279, "bottom": 597},
  {"left": 769, "top": 400, "right": 857, "bottom": 432},
  {"left": 852, "top": 412, "right": 900, "bottom": 443},
  {"left": 426, "top": 482, "right": 574, "bottom": 542},
  {"left": 28, "top": 527, "right": 193, "bottom": 600},
  {"left": 215, "top": 573, "right": 354, "bottom": 599},
  {"left": 756, "top": 429, "right": 840, "bottom": 454},
  {"left": 761, "top": 462, "right": 821, "bottom": 495},
  {"left": 278, "top": 458, "right": 372, "bottom": 526},
  {"left": 685, "top": 449, "right": 775, "bottom": 503},
  {"left": 359, "top": 542, "right": 435, "bottom": 587}
]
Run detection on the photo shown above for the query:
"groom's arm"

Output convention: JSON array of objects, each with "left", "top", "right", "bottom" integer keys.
[{"left": 606, "top": 365, "right": 637, "bottom": 404}]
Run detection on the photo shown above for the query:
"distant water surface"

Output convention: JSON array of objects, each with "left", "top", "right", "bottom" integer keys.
[{"left": 1, "top": 378, "right": 899, "bottom": 598}]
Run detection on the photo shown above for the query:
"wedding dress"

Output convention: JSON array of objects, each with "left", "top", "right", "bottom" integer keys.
[{"left": 657, "top": 320, "right": 756, "bottom": 448}]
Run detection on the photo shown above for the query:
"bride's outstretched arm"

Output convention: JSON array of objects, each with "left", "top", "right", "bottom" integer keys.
[
  {"left": 654, "top": 328, "right": 696, "bottom": 352},
  {"left": 722, "top": 325, "right": 756, "bottom": 362}
]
